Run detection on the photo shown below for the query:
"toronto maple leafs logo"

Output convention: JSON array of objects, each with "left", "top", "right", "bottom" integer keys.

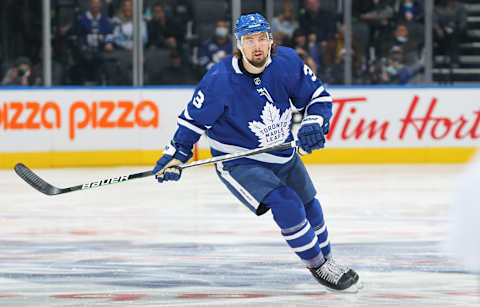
[{"left": 248, "top": 102, "right": 292, "bottom": 147}]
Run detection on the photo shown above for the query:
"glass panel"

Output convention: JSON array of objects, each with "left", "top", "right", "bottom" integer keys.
[
  {"left": 270, "top": 0, "right": 341, "bottom": 84},
  {"left": 351, "top": 0, "right": 426, "bottom": 85},
  {"left": 144, "top": 0, "right": 201, "bottom": 85},
  {"left": 51, "top": 0, "right": 78, "bottom": 86},
  {"left": 1, "top": 1, "right": 43, "bottom": 86},
  {"left": 433, "top": 0, "right": 474, "bottom": 85},
  {"left": 51, "top": 0, "right": 135, "bottom": 85}
]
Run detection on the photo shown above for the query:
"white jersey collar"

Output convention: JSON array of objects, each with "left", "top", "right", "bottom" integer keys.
[
  {"left": 232, "top": 57, "right": 242, "bottom": 74},
  {"left": 86, "top": 11, "right": 102, "bottom": 21},
  {"left": 232, "top": 56, "right": 272, "bottom": 75}
]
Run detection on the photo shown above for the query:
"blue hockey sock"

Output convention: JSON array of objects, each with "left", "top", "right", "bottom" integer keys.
[
  {"left": 305, "top": 198, "right": 331, "bottom": 259},
  {"left": 262, "top": 187, "right": 324, "bottom": 268}
]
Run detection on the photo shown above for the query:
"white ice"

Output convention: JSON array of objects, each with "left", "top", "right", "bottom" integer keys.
[{"left": 0, "top": 163, "right": 478, "bottom": 306}]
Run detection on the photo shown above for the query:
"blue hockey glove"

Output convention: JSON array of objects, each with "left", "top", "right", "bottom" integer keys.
[
  {"left": 297, "top": 115, "right": 329, "bottom": 155},
  {"left": 152, "top": 141, "right": 193, "bottom": 183}
]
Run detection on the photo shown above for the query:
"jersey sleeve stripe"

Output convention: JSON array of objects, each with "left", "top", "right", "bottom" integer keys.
[
  {"left": 306, "top": 95, "right": 332, "bottom": 114},
  {"left": 177, "top": 118, "right": 205, "bottom": 135},
  {"left": 311, "top": 86, "right": 325, "bottom": 100},
  {"left": 183, "top": 105, "right": 193, "bottom": 120}
]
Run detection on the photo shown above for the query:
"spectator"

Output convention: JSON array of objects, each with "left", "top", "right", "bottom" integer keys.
[
  {"left": 2, "top": 56, "right": 36, "bottom": 86},
  {"left": 380, "top": 23, "right": 421, "bottom": 67},
  {"left": 291, "top": 28, "right": 318, "bottom": 74},
  {"left": 397, "top": 0, "right": 423, "bottom": 23},
  {"left": 197, "top": 20, "right": 232, "bottom": 73},
  {"left": 352, "top": 0, "right": 395, "bottom": 60},
  {"left": 323, "top": 24, "right": 362, "bottom": 84},
  {"left": 147, "top": 2, "right": 181, "bottom": 50},
  {"left": 298, "top": 0, "right": 337, "bottom": 51},
  {"left": 164, "top": 0, "right": 193, "bottom": 48},
  {"left": 395, "top": 0, "right": 424, "bottom": 46},
  {"left": 386, "top": 46, "right": 413, "bottom": 84},
  {"left": 160, "top": 50, "right": 196, "bottom": 85},
  {"left": 434, "top": 0, "right": 467, "bottom": 68},
  {"left": 366, "top": 46, "right": 413, "bottom": 85},
  {"left": 271, "top": 0, "right": 298, "bottom": 44},
  {"left": 112, "top": 0, "right": 148, "bottom": 51},
  {"left": 365, "top": 58, "right": 390, "bottom": 84},
  {"left": 73, "top": 0, "right": 114, "bottom": 84}
]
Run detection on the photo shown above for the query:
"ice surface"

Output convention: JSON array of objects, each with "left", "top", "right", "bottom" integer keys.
[{"left": 0, "top": 163, "right": 478, "bottom": 306}]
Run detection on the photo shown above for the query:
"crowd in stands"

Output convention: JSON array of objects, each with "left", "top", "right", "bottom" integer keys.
[{"left": 0, "top": 0, "right": 469, "bottom": 86}]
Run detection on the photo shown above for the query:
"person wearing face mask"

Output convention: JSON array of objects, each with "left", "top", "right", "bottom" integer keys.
[
  {"left": 394, "top": 0, "right": 424, "bottom": 46},
  {"left": 380, "top": 23, "right": 421, "bottom": 68},
  {"left": 197, "top": 20, "right": 233, "bottom": 74},
  {"left": 385, "top": 46, "right": 413, "bottom": 85},
  {"left": 398, "top": 0, "right": 422, "bottom": 22}
]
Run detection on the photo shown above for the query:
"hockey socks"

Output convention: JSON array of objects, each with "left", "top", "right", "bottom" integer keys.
[
  {"left": 305, "top": 198, "right": 331, "bottom": 258},
  {"left": 262, "top": 187, "right": 324, "bottom": 268},
  {"left": 281, "top": 219, "right": 325, "bottom": 268}
]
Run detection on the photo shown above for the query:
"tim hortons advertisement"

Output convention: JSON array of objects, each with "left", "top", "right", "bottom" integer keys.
[
  {"left": 0, "top": 87, "right": 479, "bottom": 153},
  {"left": 325, "top": 88, "right": 480, "bottom": 148}
]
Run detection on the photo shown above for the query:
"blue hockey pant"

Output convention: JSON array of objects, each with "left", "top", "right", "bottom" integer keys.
[{"left": 215, "top": 154, "right": 332, "bottom": 265}]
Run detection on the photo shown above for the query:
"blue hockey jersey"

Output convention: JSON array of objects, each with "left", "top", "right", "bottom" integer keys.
[
  {"left": 198, "top": 38, "right": 233, "bottom": 71},
  {"left": 173, "top": 46, "right": 332, "bottom": 167},
  {"left": 76, "top": 12, "right": 114, "bottom": 50}
]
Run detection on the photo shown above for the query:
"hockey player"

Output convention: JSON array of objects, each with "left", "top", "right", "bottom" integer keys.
[{"left": 153, "top": 13, "right": 360, "bottom": 291}]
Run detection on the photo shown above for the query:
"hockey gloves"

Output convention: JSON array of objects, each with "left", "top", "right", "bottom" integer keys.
[
  {"left": 297, "top": 115, "right": 330, "bottom": 155},
  {"left": 153, "top": 141, "right": 193, "bottom": 183}
]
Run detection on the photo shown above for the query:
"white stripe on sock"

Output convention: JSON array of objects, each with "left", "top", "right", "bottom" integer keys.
[
  {"left": 319, "top": 239, "right": 330, "bottom": 248},
  {"left": 283, "top": 222, "right": 310, "bottom": 241},
  {"left": 314, "top": 224, "right": 326, "bottom": 236},
  {"left": 292, "top": 235, "right": 318, "bottom": 253}
]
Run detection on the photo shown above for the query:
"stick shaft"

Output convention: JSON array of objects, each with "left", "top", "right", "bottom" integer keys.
[
  {"left": 15, "top": 141, "right": 297, "bottom": 195},
  {"left": 180, "top": 140, "right": 297, "bottom": 169}
]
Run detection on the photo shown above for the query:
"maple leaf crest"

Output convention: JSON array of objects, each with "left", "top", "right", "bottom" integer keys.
[{"left": 248, "top": 102, "right": 292, "bottom": 147}]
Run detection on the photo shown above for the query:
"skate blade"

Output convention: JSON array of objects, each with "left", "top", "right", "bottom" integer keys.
[{"left": 326, "top": 279, "right": 363, "bottom": 294}]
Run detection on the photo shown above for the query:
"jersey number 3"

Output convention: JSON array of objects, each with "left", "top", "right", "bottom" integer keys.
[
  {"left": 303, "top": 64, "right": 317, "bottom": 82},
  {"left": 193, "top": 90, "right": 205, "bottom": 108}
]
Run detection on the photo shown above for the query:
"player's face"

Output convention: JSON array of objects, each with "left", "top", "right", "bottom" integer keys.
[{"left": 241, "top": 32, "right": 271, "bottom": 68}]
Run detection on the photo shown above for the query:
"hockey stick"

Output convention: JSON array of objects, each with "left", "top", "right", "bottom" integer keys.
[{"left": 14, "top": 140, "right": 298, "bottom": 196}]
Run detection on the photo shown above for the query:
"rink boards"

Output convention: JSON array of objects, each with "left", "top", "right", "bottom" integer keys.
[{"left": 0, "top": 86, "right": 479, "bottom": 168}]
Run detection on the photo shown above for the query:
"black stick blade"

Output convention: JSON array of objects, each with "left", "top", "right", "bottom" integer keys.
[{"left": 14, "top": 163, "right": 61, "bottom": 195}]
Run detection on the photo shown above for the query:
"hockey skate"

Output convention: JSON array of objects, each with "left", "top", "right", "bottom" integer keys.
[{"left": 308, "top": 259, "right": 360, "bottom": 292}]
